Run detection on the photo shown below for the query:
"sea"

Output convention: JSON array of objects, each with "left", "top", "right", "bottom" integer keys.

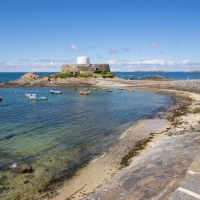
[
  {"left": 0, "top": 71, "right": 198, "bottom": 199},
  {"left": 0, "top": 71, "right": 200, "bottom": 83}
]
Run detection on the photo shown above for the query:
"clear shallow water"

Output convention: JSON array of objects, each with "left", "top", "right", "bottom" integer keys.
[{"left": 0, "top": 86, "right": 173, "bottom": 199}]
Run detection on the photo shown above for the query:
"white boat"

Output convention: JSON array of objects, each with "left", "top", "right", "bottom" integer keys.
[
  {"left": 29, "top": 96, "right": 48, "bottom": 101},
  {"left": 50, "top": 90, "right": 62, "bottom": 94},
  {"left": 25, "top": 93, "right": 36, "bottom": 98},
  {"left": 0, "top": 96, "right": 3, "bottom": 101}
]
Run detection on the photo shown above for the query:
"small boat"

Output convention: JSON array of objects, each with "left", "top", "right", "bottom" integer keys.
[
  {"left": 92, "top": 88, "right": 97, "bottom": 90},
  {"left": 0, "top": 96, "right": 3, "bottom": 101},
  {"left": 107, "top": 90, "right": 113, "bottom": 92},
  {"left": 102, "top": 88, "right": 108, "bottom": 90},
  {"left": 79, "top": 91, "right": 90, "bottom": 95},
  {"left": 50, "top": 90, "right": 62, "bottom": 94},
  {"left": 128, "top": 89, "right": 133, "bottom": 92},
  {"left": 25, "top": 93, "right": 36, "bottom": 98},
  {"left": 84, "top": 88, "right": 90, "bottom": 90},
  {"left": 29, "top": 96, "right": 48, "bottom": 101},
  {"left": 118, "top": 88, "right": 123, "bottom": 90}
]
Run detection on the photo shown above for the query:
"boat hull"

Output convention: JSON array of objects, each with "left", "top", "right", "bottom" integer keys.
[
  {"left": 29, "top": 96, "right": 48, "bottom": 101},
  {"left": 50, "top": 90, "right": 62, "bottom": 94},
  {"left": 79, "top": 91, "right": 90, "bottom": 95}
]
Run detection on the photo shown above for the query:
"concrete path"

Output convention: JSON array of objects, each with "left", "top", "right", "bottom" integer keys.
[{"left": 82, "top": 131, "right": 200, "bottom": 200}]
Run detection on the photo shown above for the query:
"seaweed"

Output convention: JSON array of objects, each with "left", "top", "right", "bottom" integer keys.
[{"left": 120, "top": 134, "right": 155, "bottom": 167}]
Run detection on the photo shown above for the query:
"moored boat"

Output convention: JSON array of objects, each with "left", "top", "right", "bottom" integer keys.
[
  {"left": 50, "top": 90, "right": 62, "bottom": 94},
  {"left": 128, "top": 89, "right": 133, "bottom": 92},
  {"left": 118, "top": 88, "right": 123, "bottom": 90},
  {"left": 79, "top": 91, "right": 90, "bottom": 95},
  {"left": 25, "top": 93, "right": 37, "bottom": 98},
  {"left": 0, "top": 96, "right": 3, "bottom": 101},
  {"left": 29, "top": 96, "right": 48, "bottom": 101}
]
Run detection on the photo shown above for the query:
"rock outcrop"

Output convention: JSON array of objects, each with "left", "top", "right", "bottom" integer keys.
[{"left": 11, "top": 163, "right": 32, "bottom": 173}]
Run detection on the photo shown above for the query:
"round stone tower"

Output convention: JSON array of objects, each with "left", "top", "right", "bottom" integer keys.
[{"left": 77, "top": 56, "right": 90, "bottom": 64}]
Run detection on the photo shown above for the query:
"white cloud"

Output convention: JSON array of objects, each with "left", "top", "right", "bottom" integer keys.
[
  {"left": 0, "top": 60, "right": 61, "bottom": 72},
  {"left": 109, "top": 47, "right": 118, "bottom": 54},
  {"left": 180, "top": 59, "right": 189, "bottom": 65},
  {"left": 19, "top": 59, "right": 30, "bottom": 61},
  {"left": 107, "top": 59, "right": 200, "bottom": 72},
  {"left": 38, "top": 59, "right": 55, "bottom": 62},
  {"left": 121, "top": 47, "right": 131, "bottom": 52},
  {"left": 151, "top": 43, "right": 160, "bottom": 48},
  {"left": 70, "top": 44, "right": 79, "bottom": 51},
  {"left": 96, "top": 54, "right": 102, "bottom": 59}
]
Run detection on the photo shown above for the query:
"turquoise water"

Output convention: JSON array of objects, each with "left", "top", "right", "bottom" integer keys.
[{"left": 0, "top": 86, "right": 173, "bottom": 199}]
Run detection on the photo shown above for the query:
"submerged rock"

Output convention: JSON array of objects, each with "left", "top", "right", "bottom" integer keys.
[
  {"left": 5, "top": 134, "right": 15, "bottom": 139},
  {"left": 11, "top": 163, "right": 32, "bottom": 173}
]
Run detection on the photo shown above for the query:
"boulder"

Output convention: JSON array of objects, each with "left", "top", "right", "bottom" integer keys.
[
  {"left": 19, "top": 72, "right": 39, "bottom": 81},
  {"left": 11, "top": 163, "right": 32, "bottom": 173}
]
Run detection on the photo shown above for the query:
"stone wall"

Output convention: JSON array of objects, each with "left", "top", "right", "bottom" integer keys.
[{"left": 62, "top": 64, "right": 110, "bottom": 74}]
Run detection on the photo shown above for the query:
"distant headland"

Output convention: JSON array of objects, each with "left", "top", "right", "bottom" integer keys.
[{"left": 134, "top": 70, "right": 167, "bottom": 72}]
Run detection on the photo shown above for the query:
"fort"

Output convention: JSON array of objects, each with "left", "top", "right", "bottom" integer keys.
[{"left": 61, "top": 56, "right": 110, "bottom": 74}]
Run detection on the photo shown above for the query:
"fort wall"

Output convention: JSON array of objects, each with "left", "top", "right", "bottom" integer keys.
[{"left": 62, "top": 64, "right": 110, "bottom": 74}]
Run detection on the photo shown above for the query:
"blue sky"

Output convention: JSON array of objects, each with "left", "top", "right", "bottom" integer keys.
[{"left": 0, "top": 0, "right": 200, "bottom": 72}]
